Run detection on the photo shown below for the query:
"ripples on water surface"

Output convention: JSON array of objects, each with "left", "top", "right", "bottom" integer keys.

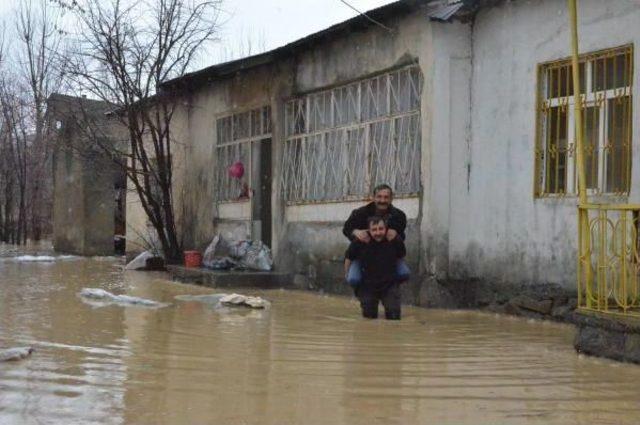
[{"left": 1, "top": 244, "right": 640, "bottom": 424}]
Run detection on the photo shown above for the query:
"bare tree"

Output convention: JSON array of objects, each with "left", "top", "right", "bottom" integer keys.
[
  {"left": 15, "top": 0, "right": 65, "bottom": 240},
  {"left": 63, "top": 0, "right": 222, "bottom": 262},
  {"left": 0, "top": 0, "right": 65, "bottom": 245},
  {"left": 0, "top": 77, "right": 30, "bottom": 244}
]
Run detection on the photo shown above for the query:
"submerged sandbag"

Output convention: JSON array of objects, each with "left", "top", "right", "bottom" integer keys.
[
  {"left": 220, "top": 293, "right": 270, "bottom": 309},
  {"left": 0, "top": 347, "right": 34, "bottom": 362},
  {"left": 175, "top": 292, "right": 269, "bottom": 309},
  {"left": 79, "top": 288, "right": 169, "bottom": 308}
]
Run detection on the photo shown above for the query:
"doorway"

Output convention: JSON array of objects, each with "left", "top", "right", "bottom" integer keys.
[{"left": 251, "top": 138, "right": 272, "bottom": 247}]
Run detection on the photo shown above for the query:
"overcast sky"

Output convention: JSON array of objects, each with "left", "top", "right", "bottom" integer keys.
[
  {"left": 0, "top": 0, "right": 398, "bottom": 68},
  {"left": 217, "top": 0, "right": 397, "bottom": 51}
]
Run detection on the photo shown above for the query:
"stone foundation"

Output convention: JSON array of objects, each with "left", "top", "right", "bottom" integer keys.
[{"left": 574, "top": 312, "right": 640, "bottom": 364}]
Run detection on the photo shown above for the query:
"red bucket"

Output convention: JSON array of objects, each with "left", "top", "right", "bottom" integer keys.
[{"left": 184, "top": 250, "right": 202, "bottom": 268}]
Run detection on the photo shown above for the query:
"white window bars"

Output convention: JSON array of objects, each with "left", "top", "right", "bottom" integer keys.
[
  {"left": 215, "top": 105, "right": 271, "bottom": 202},
  {"left": 282, "top": 65, "right": 423, "bottom": 203}
]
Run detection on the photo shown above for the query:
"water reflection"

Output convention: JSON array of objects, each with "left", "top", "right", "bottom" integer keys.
[{"left": 1, "top": 249, "right": 640, "bottom": 424}]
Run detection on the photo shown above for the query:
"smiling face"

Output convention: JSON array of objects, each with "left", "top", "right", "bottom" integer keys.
[
  {"left": 368, "top": 219, "right": 387, "bottom": 242},
  {"left": 373, "top": 188, "right": 392, "bottom": 212}
]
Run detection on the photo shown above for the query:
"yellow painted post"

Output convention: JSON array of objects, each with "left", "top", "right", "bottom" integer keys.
[
  {"left": 568, "top": 0, "right": 591, "bottom": 309},
  {"left": 569, "top": 0, "right": 586, "bottom": 204}
]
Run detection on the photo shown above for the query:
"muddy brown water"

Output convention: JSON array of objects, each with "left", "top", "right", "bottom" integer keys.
[{"left": 1, "top": 245, "right": 640, "bottom": 424}]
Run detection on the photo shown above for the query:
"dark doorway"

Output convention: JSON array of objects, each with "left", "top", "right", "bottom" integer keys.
[{"left": 252, "top": 138, "right": 272, "bottom": 247}]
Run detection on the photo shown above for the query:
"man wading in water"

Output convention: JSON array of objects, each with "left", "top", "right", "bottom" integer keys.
[
  {"left": 344, "top": 216, "right": 407, "bottom": 319},
  {"left": 343, "top": 184, "right": 410, "bottom": 319}
]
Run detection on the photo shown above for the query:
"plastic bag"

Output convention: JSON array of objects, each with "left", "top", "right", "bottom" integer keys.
[
  {"left": 202, "top": 235, "right": 220, "bottom": 268},
  {"left": 229, "top": 240, "right": 251, "bottom": 259},
  {"left": 240, "top": 241, "right": 273, "bottom": 271},
  {"left": 125, "top": 251, "right": 154, "bottom": 270}
]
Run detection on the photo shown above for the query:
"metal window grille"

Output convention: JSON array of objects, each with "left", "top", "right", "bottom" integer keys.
[
  {"left": 281, "top": 65, "right": 423, "bottom": 203},
  {"left": 215, "top": 105, "right": 272, "bottom": 202},
  {"left": 535, "top": 45, "right": 633, "bottom": 197}
]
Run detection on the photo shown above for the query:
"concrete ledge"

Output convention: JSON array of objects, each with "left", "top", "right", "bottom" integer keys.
[
  {"left": 167, "top": 265, "right": 295, "bottom": 289},
  {"left": 574, "top": 311, "right": 640, "bottom": 364}
]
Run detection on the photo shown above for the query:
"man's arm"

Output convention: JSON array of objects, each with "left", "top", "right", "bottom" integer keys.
[
  {"left": 393, "top": 237, "right": 407, "bottom": 259},
  {"left": 387, "top": 208, "right": 407, "bottom": 241},
  {"left": 342, "top": 209, "right": 359, "bottom": 240},
  {"left": 343, "top": 209, "right": 370, "bottom": 243},
  {"left": 344, "top": 241, "right": 361, "bottom": 277},
  {"left": 344, "top": 258, "right": 352, "bottom": 278}
]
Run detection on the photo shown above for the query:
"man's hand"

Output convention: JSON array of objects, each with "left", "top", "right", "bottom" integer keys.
[
  {"left": 386, "top": 229, "right": 398, "bottom": 241},
  {"left": 353, "top": 229, "right": 371, "bottom": 243}
]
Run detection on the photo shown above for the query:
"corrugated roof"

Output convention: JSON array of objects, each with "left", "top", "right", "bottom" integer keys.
[
  {"left": 162, "top": 0, "right": 432, "bottom": 90},
  {"left": 426, "top": 1, "right": 466, "bottom": 21},
  {"left": 161, "top": 0, "right": 480, "bottom": 90}
]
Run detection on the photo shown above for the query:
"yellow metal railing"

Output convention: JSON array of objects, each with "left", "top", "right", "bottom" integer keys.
[
  {"left": 569, "top": 0, "right": 638, "bottom": 318},
  {"left": 578, "top": 204, "right": 640, "bottom": 316}
]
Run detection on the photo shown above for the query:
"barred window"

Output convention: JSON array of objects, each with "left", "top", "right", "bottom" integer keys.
[
  {"left": 215, "top": 105, "right": 271, "bottom": 202},
  {"left": 281, "top": 65, "right": 422, "bottom": 203},
  {"left": 535, "top": 45, "right": 633, "bottom": 197}
]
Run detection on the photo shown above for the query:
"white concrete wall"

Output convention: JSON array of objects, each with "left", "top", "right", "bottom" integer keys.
[
  {"left": 124, "top": 0, "right": 640, "bottom": 296},
  {"left": 450, "top": 0, "right": 640, "bottom": 288}
]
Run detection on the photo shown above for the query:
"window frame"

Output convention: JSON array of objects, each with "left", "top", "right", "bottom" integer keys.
[
  {"left": 535, "top": 44, "right": 633, "bottom": 198},
  {"left": 281, "top": 65, "right": 423, "bottom": 205},
  {"left": 214, "top": 105, "right": 272, "bottom": 203}
]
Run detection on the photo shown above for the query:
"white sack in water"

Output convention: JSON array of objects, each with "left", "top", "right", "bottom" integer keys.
[
  {"left": 8, "top": 255, "right": 76, "bottom": 262},
  {"left": 0, "top": 347, "right": 34, "bottom": 362},
  {"left": 124, "top": 251, "right": 154, "bottom": 270},
  {"left": 175, "top": 293, "right": 269, "bottom": 309},
  {"left": 220, "top": 293, "right": 269, "bottom": 309},
  {"left": 79, "top": 288, "right": 169, "bottom": 308}
]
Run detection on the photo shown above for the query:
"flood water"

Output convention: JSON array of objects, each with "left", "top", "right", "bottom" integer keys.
[{"left": 1, "top": 244, "right": 640, "bottom": 424}]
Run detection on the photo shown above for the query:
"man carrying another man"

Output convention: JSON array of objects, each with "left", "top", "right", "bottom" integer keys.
[{"left": 343, "top": 184, "right": 410, "bottom": 320}]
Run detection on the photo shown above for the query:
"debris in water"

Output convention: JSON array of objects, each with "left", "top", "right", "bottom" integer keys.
[
  {"left": 175, "top": 293, "right": 227, "bottom": 306},
  {"left": 175, "top": 293, "right": 269, "bottom": 309},
  {"left": 220, "top": 293, "right": 269, "bottom": 309},
  {"left": 0, "top": 347, "right": 34, "bottom": 362},
  {"left": 5, "top": 255, "right": 77, "bottom": 262},
  {"left": 124, "top": 251, "right": 157, "bottom": 270},
  {"left": 79, "top": 288, "right": 169, "bottom": 308}
]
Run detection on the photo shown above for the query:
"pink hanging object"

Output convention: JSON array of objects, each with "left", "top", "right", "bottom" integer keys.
[{"left": 228, "top": 161, "right": 245, "bottom": 179}]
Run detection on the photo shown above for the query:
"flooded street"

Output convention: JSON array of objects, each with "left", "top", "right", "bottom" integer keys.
[{"left": 1, "top": 246, "right": 640, "bottom": 424}]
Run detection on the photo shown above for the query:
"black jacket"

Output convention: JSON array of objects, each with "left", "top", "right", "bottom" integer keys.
[
  {"left": 342, "top": 202, "right": 407, "bottom": 241},
  {"left": 345, "top": 238, "right": 406, "bottom": 289}
]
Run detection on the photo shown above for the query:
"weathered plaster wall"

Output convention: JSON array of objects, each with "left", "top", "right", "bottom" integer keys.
[
  {"left": 180, "top": 62, "right": 293, "bottom": 252},
  {"left": 53, "top": 116, "right": 121, "bottom": 256},
  {"left": 278, "top": 11, "right": 439, "bottom": 297},
  {"left": 53, "top": 135, "right": 86, "bottom": 254},
  {"left": 124, "top": 8, "right": 472, "bottom": 303},
  {"left": 453, "top": 0, "right": 640, "bottom": 290},
  {"left": 126, "top": 0, "right": 640, "bottom": 306},
  {"left": 125, "top": 102, "right": 192, "bottom": 255}
]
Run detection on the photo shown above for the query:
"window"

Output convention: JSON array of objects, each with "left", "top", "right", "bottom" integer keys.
[
  {"left": 535, "top": 45, "right": 633, "bottom": 196},
  {"left": 215, "top": 105, "right": 271, "bottom": 202},
  {"left": 281, "top": 65, "right": 422, "bottom": 203}
]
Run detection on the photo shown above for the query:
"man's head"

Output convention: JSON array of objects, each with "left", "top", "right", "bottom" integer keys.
[
  {"left": 373, "top": 184, "right": 393, "bottom": 212},
  {"left": 367, "top": 215, "right": 387, "bottom": 242}
]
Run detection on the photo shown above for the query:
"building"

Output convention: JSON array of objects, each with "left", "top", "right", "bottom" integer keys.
[
  {"left": 49, "top": 93, "right": 127, "bottom": 256},
  {"left": 125, "top": 0, "right": 640, "bottom": 306}
]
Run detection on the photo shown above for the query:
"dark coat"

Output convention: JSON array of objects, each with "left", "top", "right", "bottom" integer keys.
[{"left": 342, "top": 202, "right": 407, "bottom": 241}]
